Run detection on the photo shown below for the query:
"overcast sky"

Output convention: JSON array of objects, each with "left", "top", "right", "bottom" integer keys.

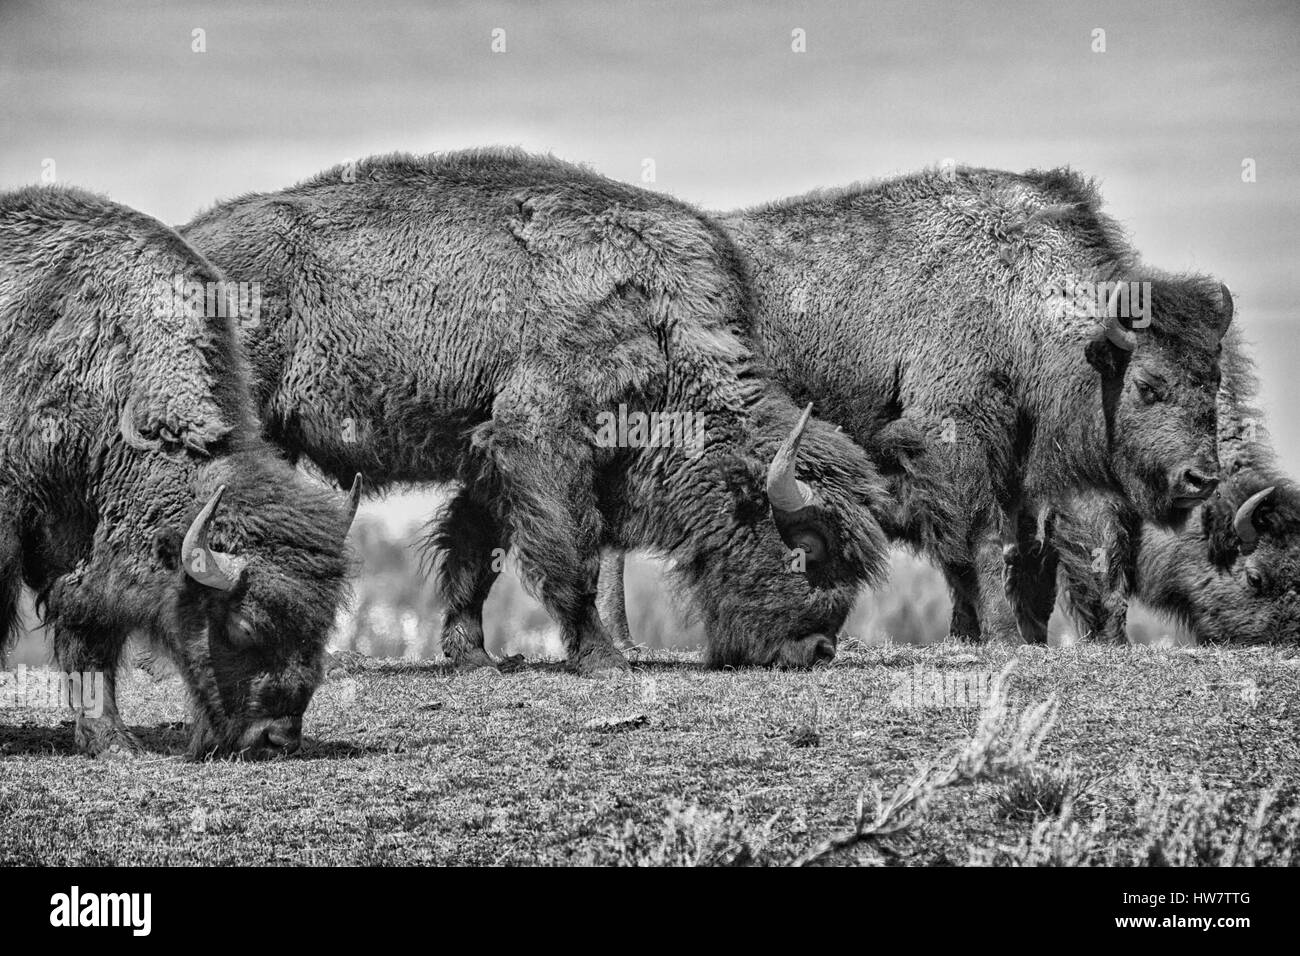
[{"left": 3, "top": 0, "right": 1298, "bottom": 525}]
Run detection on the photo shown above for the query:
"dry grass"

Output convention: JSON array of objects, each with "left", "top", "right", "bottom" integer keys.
[
  {"left": 2, "top": 642, "right": 1297, "bottom": 866},
  {"left": 994, "top": 762, "right": 1098, "bottom": 822}
]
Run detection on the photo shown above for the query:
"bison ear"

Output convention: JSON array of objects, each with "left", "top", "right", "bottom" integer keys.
[
  {"left": 1086, "top": 332, "right": 1138, "bottom": 382},
  {"left": 723, "top": 456, "right": 769, "bottom": 524},
  {"left": 153, "top": 528, "right": 183, "bottom": 571},
  {"left": 1084, "top": 337, "right": 1120, "bottom": 378},
  {"left": 1085, "top": 313, "right": 1136, "bottom": 379}
]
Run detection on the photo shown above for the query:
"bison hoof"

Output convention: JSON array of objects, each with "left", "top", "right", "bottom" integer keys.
[
  {"left": 774, "top": 634, "right": 838, "bottom": 669},
  {"left": 75, "top": 716, "right": 146, "bottom": 759},
  {"left": 609, "top": 630, "right": 640, "bottom": 659},
  {"left": 452, "top": 648, "right": 500, "bottom": 674},
  {"left": 575, "top": 647, "right": 631, "bottom": 679}
]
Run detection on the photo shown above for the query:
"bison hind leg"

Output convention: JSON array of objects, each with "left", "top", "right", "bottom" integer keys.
[
  {"left": 596, "top": 549, "right": 638, "bottom": 656},
  {"left": 0, "top": 499, "right": 30, "bottom": 659},
  {"left": 425, "top": 488, "right": 507, "bottom": 673},
  {"left": 476, "top": 384, "right": 629, "bottom": 678}
]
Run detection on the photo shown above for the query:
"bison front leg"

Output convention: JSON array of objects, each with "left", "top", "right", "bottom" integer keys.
[
  {"left": 1096, "top": 522, "right": 1136, "bottom": 644},
  {"left": 961, "top": 534, "right": 1018, "bottom": 642},
  {"left": 1056, "top": 572, "right": 1128, "bottom": 643},
  {"left": 53, "top": 629, "right": 142, "bottom": 757},
  {"left": 1093, "top": 541, "right": 1132, "bottom": 644},
  {"left": 942, "top": 563, "right": 984, "bottom": 641},
  {"left": 998, "top": 540, "right": 1057, "bottom": 644},
  {"left": 596, "top": 549, "right": 638, "bottom": 655},
  {"left": 990, "top": 505, "right": 1057, "bottom": 645},
  {"left": 477, "top": 390, "right": 629, "bottom": 678},
  {"left": 71, "top": 668, "right": 144, "bottom": 758},
  {"left": 1097, "top": 595, "right": 1130, "bottom": 643},
  {"left": 43, "top": 569, "right": 145, "bottom": 757},
  {"left": 428, "top": 488, "right": 508, "bottom": 673}
]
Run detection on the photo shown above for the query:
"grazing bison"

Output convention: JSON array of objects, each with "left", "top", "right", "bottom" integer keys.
[
  {"left": 600, "top": 166, "right": 1233, "bottom": 646},
  {"left": 1052, "top": 325, "right": 1300, "bottom": 644},
  {"left": 0, "top": 186, "right": 356, "bottom": 758},
  {"left": 180, "top": 148, "right": 894, "bottom": 674}
]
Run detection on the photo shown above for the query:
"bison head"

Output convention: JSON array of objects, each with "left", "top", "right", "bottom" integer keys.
[
  {"left": 152, "top": 459, "right": 358, "bottom": 759},
  {"left": 1168, "top": 476, "right": 1300, "bottom": 644},
  {"left": 1084, "top": 277, "right": 1231, "bottom": 523},
  {"left": 670, "top": 399, "right": 889, "bottom": 669}
]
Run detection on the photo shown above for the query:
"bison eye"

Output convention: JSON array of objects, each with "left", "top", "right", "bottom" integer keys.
[
  {"left": 229, "top": 613, "right": 257, "bottom": 646},
  {"left": 1245, "top": 567, "right": 1265, "bottom": 591},
  {"left": 1135, "top": 380, "right": 1160, "bottom": 404}
]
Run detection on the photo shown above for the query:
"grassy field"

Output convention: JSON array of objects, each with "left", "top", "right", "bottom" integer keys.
[{"left": 1, "top": 641, "right": 1297, "bottom": 866}]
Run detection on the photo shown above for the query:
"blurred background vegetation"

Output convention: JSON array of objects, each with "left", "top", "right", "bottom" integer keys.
[{"left": 4, "top": 486, "right": 1185, "bottom": 668}]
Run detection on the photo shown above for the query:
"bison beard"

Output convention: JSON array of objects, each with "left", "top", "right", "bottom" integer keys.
[
  {"left": 180, "top": 148, "right": 894, "bottom": 672},
  {"left": 0, "top": 186, "right": 356, "bottom": 759}
]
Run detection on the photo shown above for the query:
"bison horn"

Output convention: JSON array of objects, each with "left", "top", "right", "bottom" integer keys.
[
  {"left": 1233, "top": 485, "right": 1275, "bottom": 554},
  {"left": 1097, "top": 312, "right": 1137, "bottom": 352},
  {"left": 182, "top": 485, "right": 249, "bottom": 591},
  {"left": 343, "top": 473, "right": 363, "bottom": 535},
  {"left": 1216, "top": 283, "right": 1234, "bottom": 337},
  {"left": 766, "top": 405, "right": 831, "bottom": 565},
  {"left": 766, "top": 403, "right": 817, "bottom": 513}
]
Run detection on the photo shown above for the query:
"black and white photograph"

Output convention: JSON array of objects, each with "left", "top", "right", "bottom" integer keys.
[{"left": 0, "top": 0, "right": 1296, "bottom": 914}]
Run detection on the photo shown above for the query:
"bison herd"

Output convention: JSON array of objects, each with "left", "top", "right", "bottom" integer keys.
[{"left": 0, "top": 147, "right": 1292, "bottom": 760}]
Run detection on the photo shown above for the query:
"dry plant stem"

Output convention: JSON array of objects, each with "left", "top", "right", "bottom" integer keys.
[{"left": 792, "top": 661, "right": 1059, "bottom": 867}]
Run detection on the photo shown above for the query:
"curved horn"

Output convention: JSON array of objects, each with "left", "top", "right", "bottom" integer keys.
[
  {"left": 343, "top": 473, "right": 362, "bottom": 536},
  {"left": 1233, "top": 485, "right": 1275, "bottom": 554},
  {"left": 182, "top": 485, "right": 248, "bottom": 591},
  {"left": 766, "top": 403, "right": 817, "bottom": 513},
  {"left": 1099, "top": 312, "right": 1137, "bottom": 352},
  {"left": 1216, "top": 282, "right": 1234, "bottom": 337}
]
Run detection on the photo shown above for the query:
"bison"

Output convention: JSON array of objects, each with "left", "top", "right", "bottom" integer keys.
[
  {"left": 599, "top": 166, "right": 1233, "bottom": 647},
  {"left": 1052, "top": 324, "right": 1300, "bottom": 644},
  {"left": 0, "top": 186, "right": 356, "bottom": 758},
  {"left": 180, "top": 148, "right": 895, "bottom": 674}
]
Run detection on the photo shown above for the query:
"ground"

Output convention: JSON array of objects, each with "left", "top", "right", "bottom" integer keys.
[{"left": 1, "top": 641, "right": 1298, "bottom": 866}]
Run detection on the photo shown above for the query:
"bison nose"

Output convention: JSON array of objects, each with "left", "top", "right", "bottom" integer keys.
[
  {"left": 1177, "top": 467, "right": 1219, "bottom": 501},
  {"left": 775, "top": 633, "right": 838, "bottom": 668},
  {"left": 262, "top": 716, "right": 302, "bottom": 755}
]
